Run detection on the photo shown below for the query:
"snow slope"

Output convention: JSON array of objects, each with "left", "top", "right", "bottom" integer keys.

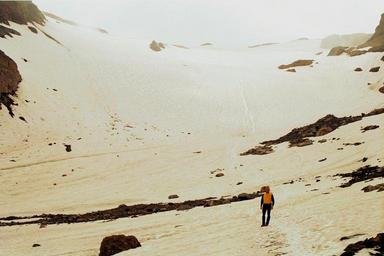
[{"left": 0, "top": 15, "right": 383, "bottom": 256}]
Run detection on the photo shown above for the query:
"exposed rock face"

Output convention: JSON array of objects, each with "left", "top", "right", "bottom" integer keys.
[
  {"left": 354, "top": 67, "right": 362, "bottom": 72},
  {"left": 359, "top": 13, "right": 384, "bottom": 52},
  {"left": 341, "top": 233, "right": 384, "bottom": 256},
  {"left": 0, "top": 50, "right": 22, "bottom": 116},
  {"left": 379, "top": 86, "right": 384, "bottom": 94},
  {"left": 0, "top": 1, "right": 45, "bottom": 25},
  {"left": 278, "top": 59, "right": 313, "bottom": 69},
  {"left": 0, "top": 25, "right": 21, "bottom": 38},
  {"left": 99, "top": 235, "right": 141, "bottom": 256}
]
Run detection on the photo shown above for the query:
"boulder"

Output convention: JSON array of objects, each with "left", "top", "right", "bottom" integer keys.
[
  {"left": 99, "top": 235, "right": 141, "bottom": 256},
  {"left": 168, "top": 194, "right": 179, "bottom": 199},
  {"left": 149, "top": 40, "right": 161, "bottom": 52},
  {"left": 354, "top": 67, "right": 363, "bottom": 72}
]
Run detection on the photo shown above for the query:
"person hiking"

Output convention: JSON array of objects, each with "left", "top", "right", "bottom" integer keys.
[{"left": 260, "top": 186, "right": 275, "bottom": 227}]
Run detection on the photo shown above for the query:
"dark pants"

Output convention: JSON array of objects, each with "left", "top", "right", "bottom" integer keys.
[{"left": 262, "top": 204, "right": 272, "bottom": 226}]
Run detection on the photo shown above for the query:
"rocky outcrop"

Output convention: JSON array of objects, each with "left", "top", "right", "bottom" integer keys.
[
  {"left": 0, "top": 1, "right": 45, "bottom": 25},
  {"left": 360, "top": 125, "right": 379, "bottom": 132},
  {"left": 328, "top": 46, "right": 348, "bottom": 56},
  {"left": 359, "top": 13, "right": 384, "bottom": 52},
  {"left": 288, "top": 138, "right": 313, "bottom": 147},
  {"left": 327, "top": 14, "right": 384, "bottom": 55},
  {"left": 240, "top": 145, "right": 273, "bottom": 156},
  {"left": 335, "top": 165, "right": 384, "bottom": 188},
  {"left": 0, "top": 50, "right": 22, "bottom": 116},
  {"left": 0, "top": 191, "right": 263, "bottom": 226},
  {"left": 327, "top": 46, "right": 366, "bottom": 57},
  {"left": 99, "top": 235, "right": 141, "bottom": 256},
  {"left": 369, "top": 66, "right": 380, "bottom": 72},
  {"left": 341, "top": 233, "right": 384, "bottom": 256},
  {"left": 278, "top": 59, "right": 313, "bottom": 70},
  {"left": 261, "top": 114, "right": 362, "bottom": 146},
  {"left": 241, "top": 108, "right": 384, "bottom": 155}
]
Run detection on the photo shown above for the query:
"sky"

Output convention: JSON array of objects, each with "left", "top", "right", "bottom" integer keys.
[{"left": 34, "top": 0, "right": 384, "bottom": 47}]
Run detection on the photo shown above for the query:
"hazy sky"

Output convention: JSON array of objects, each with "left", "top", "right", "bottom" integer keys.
[{"left": 34, "top": 0, "right": 384, "bottom": 47}]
